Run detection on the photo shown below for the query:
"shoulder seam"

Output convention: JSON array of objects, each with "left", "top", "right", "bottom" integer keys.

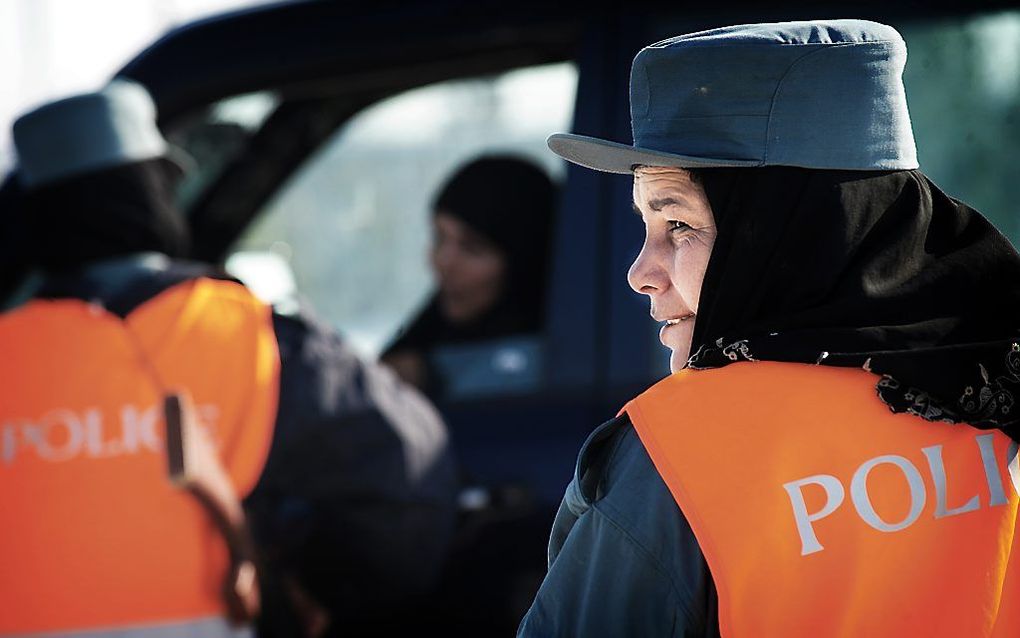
[
  {"left": 597, "top": 417, "right": 633, "bottom": 495},
  {"left": 591, "top": 498, "right": 700, "bottom": 627}
]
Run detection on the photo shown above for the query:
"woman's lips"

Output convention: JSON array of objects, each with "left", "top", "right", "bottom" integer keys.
[
  {"left": 663, "top": 313, "right": 695, "bottom": 326},
  {"left": 658, "top": 313, "right": 695, "bottom": 345}
]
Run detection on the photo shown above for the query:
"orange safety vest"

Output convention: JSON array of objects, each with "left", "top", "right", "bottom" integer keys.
[
  {"left": 0, "top": 277, "right": 280, "bottom": 636},
  {"left": 624, "top": 361, "right": 1020, "bottom": 638}
]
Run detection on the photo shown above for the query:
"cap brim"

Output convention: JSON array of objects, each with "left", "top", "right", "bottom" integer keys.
[{"left": 547, "top": 133, "right": 761, "bottom": 174}]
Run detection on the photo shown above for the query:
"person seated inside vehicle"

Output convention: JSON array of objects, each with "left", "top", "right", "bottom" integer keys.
[{"left": 381, "top": 155, "right": 558, "bottom": 400}]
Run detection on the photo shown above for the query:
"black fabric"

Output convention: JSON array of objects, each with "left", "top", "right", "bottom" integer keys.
[
  {"left": 387, "top": 294, "right": 532, "bottom": 353},
  {"left": 0, "top": 175, "right": 32, "bottom": 304},
  {"left": 249, "top": 307, "right": 458, "bottom": 636},
  {"left": 385, "top": 156, "right": 557, "bottom": 356},
  {"left": 685, "top": 167, "right": 1020, "bottom": 438},
  {"left": 19, "top": 159, "right": 190, "bottom": 271}
]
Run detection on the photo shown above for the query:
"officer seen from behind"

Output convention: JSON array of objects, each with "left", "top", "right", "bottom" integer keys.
[{"left": 0, "top": 81, "right": 456, "bottom": 638}]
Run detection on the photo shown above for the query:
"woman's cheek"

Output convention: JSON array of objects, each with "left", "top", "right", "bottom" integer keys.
[{"left": 672, "top": 237, "right": 713, "bottom": 302}]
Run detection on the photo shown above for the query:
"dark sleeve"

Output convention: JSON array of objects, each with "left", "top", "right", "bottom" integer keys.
[
  {"left": 245, "top": 306, "right": 458, "bottom": 633},
  {"left": 518, "top": 415, "right": 718, "bottom": 638}
]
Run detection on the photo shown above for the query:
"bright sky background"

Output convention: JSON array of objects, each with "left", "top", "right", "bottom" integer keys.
[{"left": 0, "top": 0, "right": 278, "bottom": 173}]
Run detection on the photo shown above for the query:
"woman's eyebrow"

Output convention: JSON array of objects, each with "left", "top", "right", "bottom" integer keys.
[
  {"left": 633, "top": 193, "right": 693, "bottom": 215},
  {"left": 647, "top": 196, "right": 688, "bottom": 211}
]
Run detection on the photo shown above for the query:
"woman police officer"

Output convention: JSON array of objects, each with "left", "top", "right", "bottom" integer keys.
[{"left": 519, "top": 19, "right": 1020, "bottom": 637}]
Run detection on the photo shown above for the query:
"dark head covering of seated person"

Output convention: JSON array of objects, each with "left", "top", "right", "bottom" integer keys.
[{"left": 382, "top": 155, "right": 557, "bottom": 395}]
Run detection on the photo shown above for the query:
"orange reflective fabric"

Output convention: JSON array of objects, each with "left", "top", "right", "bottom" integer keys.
[
  {"left": 624, "top": 361, "right": 1020, "bottom": 638},
  {"left": 0, "top": 278, "right": 280, "bottom": 635}
]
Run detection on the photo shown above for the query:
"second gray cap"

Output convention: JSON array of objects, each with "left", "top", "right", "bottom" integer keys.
[{"left": 13, "top": 80, "right": 171, "bottom": 189}]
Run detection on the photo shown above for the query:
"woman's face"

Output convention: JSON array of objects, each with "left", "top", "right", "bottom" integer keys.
[
  {"left": 628, "top": 167, "right": 717, "bottom": 372},
  {"left": 430, "top": 211, "right": 507, "bottom": 324}
]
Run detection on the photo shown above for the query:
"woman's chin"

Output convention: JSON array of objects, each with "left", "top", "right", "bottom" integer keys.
[{"left": 669, "top": 344, "right": 692, "bottom": 373}]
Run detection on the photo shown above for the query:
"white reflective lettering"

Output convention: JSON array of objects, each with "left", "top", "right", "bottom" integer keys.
[
  {"left": 922, "top": 444, "right": 980, "bottom": 518},
  {"left": 783, "top": 474, "right": 845, "bottom": 555},
  {"left": 34, "top": 410, "right": 84, "bottom": 462},
  {"left": 1, "top": 423, "right": 17, "bottom": 465},
  {"left": 0, "top": 403, "right": 204, "bottom": 464},
  {"left": 851, "top": 455, "right": 926, "bottom": 532},
  {"left": 82, "top": 408, "right": 124, "bottom": 458},
  {"left": 976, "top": 434, "right": 1009, "bottom": 506},
  {"left": 197, "top": 404, "right": 222, "bottom": 448},
  {"left": 121, "top": 405, "right": 162, "bottom": 453}
]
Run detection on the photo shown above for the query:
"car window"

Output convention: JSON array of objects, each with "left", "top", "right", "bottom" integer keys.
[
  {"left": 229, "top": 63, "right": 577, "bottom": 382},
  {"left": 167, "top": 91, "right": 279, "bottom": 211},
  {"left": 898, "top": 10, "right": 1020, "bottom": 244}
]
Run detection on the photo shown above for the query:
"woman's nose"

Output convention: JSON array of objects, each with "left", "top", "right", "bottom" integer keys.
[
  {"left": 627, "top": 241, "right": 668, "bottom": 296},
  {"left": 432, "top": 242, "right": 456, "bottom": 275}
]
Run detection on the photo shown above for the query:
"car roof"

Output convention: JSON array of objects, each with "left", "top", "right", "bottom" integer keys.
[{"left": 117, "top": 0, "right": 582, "bottom": 126}]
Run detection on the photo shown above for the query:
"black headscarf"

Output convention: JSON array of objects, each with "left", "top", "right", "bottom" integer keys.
[
  {"left": 385, "top": 156, "right": 557, "bottom": 353},
  {"left": 685, "top": 167, "right": 1020, "bottom": 439},
  {"left": 18, "top": 159, "right": 190, "bottom": 272}
]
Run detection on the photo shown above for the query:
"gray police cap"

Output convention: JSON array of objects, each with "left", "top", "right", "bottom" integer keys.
[
  {"left": 13, "top": 80, "right": 170, "bottom": 189},
  {"left": 548, "top": 19, "right": 918, "bottom": 173}
]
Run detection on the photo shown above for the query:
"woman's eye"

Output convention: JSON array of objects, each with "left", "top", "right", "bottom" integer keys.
[
  {"left": 668, "top": 220, "right": 691, "bottom": 233},
  {"left": 462, "top": 240, "right": 491, "bottom": 257}
]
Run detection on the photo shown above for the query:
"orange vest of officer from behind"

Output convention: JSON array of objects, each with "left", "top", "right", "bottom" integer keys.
[
  {"left": 624, "top": 361, "right": 1020, "bottom": 638},
  {"left": 0, "top": 277, "right": 279, "bottom": 636}
]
